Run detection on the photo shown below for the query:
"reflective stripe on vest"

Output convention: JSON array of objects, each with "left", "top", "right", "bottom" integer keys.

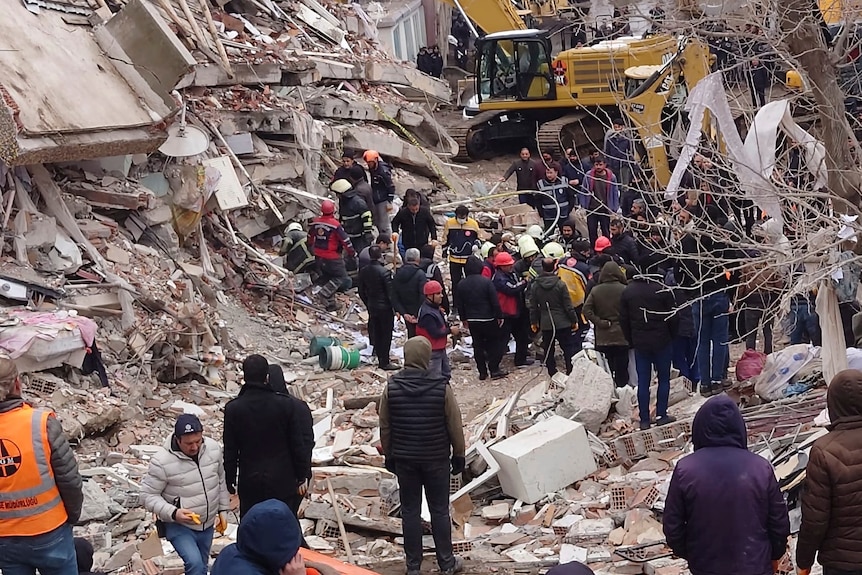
[{"left": 0, "top": 405, "right": 68, "bottom": 536}]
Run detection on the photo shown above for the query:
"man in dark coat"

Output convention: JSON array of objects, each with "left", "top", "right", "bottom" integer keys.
[
  {"left": 391, "top": 248, "right": 428, "bottom": 338},
  {"left": 663, "top": 396, "right": 790, "bottom": 575},
  {"left": 747, "top": 56, "right": 769, "bottom": 108},
  {"left": 391, "top": 197, "right": 437, "bottom": 251},
  {"left": 529, "top": 258, "right": 580, "bottom": 376},
  {"left": 457, "top": 257, "right": 505, "bottom": 380},
  {"left": 378, "top": 337, "right": 465, "bottom": 575},
  {"left": 583, "top": 261, "right": 629, "bottom": 387},
  {"left": 609, "top": 218, "right": 640, "bottom": 266},
  {"left": 332, "top": 179, "right": 373, "bottom": 259},
  {"left": 358, "top": 246, "right": 399, "bottom": 370},
  {"left": 797, "top": 369, "right": 862, "bottom": 574},
  {"left": 493, "top": 251, "right": 533, "bottom": 367},
  {"left": 224, "top": 355, "right": 310, "bottom": 517},
  {"left": 500, "top": 147, "right": 541, "bottom": 207},
  {"left": 619, "top": 272, "right": 677, "bottom": 430}
]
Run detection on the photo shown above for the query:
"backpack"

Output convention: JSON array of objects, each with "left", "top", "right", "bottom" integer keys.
[{"left": 425, "top": 262, "right": 440, "bottom": 280}]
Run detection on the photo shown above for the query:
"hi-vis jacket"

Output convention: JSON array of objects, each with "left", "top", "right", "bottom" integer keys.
[{"left": 0, "top": 401, "right": 83, "bottom": 536}]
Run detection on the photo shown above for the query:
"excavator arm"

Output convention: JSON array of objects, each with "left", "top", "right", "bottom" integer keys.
[{"left": 439, "top": 0, "right": 526, "bottom": 36}]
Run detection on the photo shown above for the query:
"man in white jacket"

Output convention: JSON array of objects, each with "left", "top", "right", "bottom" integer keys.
[{"left": 141, "top": 414, "right": 230, "bottom": 575}]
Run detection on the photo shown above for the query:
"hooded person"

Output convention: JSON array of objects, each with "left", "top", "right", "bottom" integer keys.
[
  {"left": 529, "top": 258, "right": 581, "bottom": 376},
  {"left": 797, "top": 369, "right": 862, "bottom": 574},
  {"left": 582, "top": 261, "right": 629, "bottom": 387},
  {"left": 378, "top": 337, "right": 466, "bottom": 575},
  {"left": 663, "top": 396, "right": 790, "bottom": 575},
  {"left": 211, "top": 499, "right": 305, "bottom": 575},
  {"left": 74, "top": 538, "right": 106, "bottom": 575}
]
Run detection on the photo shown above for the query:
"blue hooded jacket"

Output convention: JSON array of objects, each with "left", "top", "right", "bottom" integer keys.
[
  {"left": 211, "top": 499, "right": 303, "bottom": 575},
  {"left": 662, "top": 396, "right": 790, "bottom": 575}
]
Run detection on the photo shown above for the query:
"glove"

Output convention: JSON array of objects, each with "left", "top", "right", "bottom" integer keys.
[
  {"left": 451, "top": 456, "right": 466, "bottom": 476},
  {"left": 530, "top": 324, "right": 539, "bottom": 333},
  {"left": 384, "top": 457, "right": 397, "bottom": 474},
  {"left": 215, "top": 512, "right": 228, "bottom": 535}
]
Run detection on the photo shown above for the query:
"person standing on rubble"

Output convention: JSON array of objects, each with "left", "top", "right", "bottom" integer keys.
[
  {"left": 140, "top": 414, "right": 230, "bottom": 575},
  {"left": 359, "top": 235, "right": 393, "bottom": 271},
  {"left": 500, "top": 147, "right": 541, "bottom": 207},
  {"left": 391, "top": 248, "right": 428, "bottom": 338},
  {"left": 529, "top": 257, "right": 581, "bottom": 377},
  {"left": 391, "top": 196, "right": 437, "bottom": 252},
  {"left": 308, "top": 199, "right": 356, "bottom": 308},
  {"left": 796, "top": 369, "right": 862, "bottom": 575},
  {"left": 224, "top": 355, "right": 311, "bottom": 518},
  {"left": 348, "top": 164, "right": 375, "bottom": 217},
  {"left": 332, "top": 149, "right": 365, "bottom": 184},
  {"left": 493, "top": 251, "right": 534, "bottom": 367},
  {"left": 280, "top": 222, "right": 315, "bottom": 276},
  {"left": 417, "top": 280, "right": 459, "bottom": 379},
  {"left": 378, "top": 336, "right": 466, "bottom": 575},
  {"left": 663, "top": 395, "right": 790, "bottom": 575},
  {"left": 442, "top": 205, "right": 481, "bottom": 316},
  {"left": 536, "top": 164, "right": 578, "bottom": 234},
  {"left": 358, "top": 246, "right": 400, "bottom": 371},
  {"left": 0, "top": 356, "right": 83, "bottom": 575},
  {"left": 364, "top": 150, "right": 395, "bottom": 237},
  {"left": 457, "top": 256, "right": 506, "bottom": 380},
  {"left": 331, "top": 179, "right": 373, "bottom": 260},
  {"left": 583, "top": 261, "right": 629, "bottom": 388},
  {"left": 580, "top": 155, "right": 620, "bottom": 248}
]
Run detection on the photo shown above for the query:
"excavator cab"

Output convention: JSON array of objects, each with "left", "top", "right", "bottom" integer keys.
[{"left": 476, "top": 31, "right": 557, "bottom": 103}]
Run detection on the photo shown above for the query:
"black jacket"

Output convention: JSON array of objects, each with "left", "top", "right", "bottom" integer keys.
[
  {"left": 370, "top": 160, "right": 396, "bottom": 204},
  {"left": 391, "top": 207, "right": 437, "bottom": 250},
  {"left": 390, "top": 263, "right": 427, "bottom": 315},
  {"left": 529, "top": 272, "right": 579, "bottom": 331},
  {"left": 611, "top": 231, "right": 640, "bottom": 265},
  {"left": 0, "top": 398, "right": 83, "bottom": 524},
  {"left": 223, "top": 383, "right": 309, "bottom": 513},
  {"left": 338, "top": 190, "right": 371, "bottom": 239},
  {"left": 358, "top": 260, "right": 394, "bottom": 313},
  {"left": 619, "top": 274, "right": 677, "bottom": 352},
  {"left": 267, "top": 366, "right": 314, "bottom": 484},
  {"left": 457, "top": 257, "right": 502, "bottom": 321}
]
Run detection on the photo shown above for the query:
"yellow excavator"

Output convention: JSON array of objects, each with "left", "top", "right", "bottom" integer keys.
[
  {"left": 440, "top": 0, "right": 681, "bottom": 160},
  {"left": 618, "top": 37, "right": 715, "bottom": 189}
]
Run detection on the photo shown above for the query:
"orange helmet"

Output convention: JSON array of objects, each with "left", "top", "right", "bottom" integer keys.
[
  {"left": 321, "top": 199, "right": 336, "bottom": 215},
  {"left": 494, "top": 252, "right": 515, "bottom": 267},
  {"left": 363, "top": 150, "right": 380, "bottom": 162}
]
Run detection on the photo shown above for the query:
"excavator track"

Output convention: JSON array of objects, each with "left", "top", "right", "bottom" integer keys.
[
  {"left": 535, "top": 112, "right": 608, "bottom": 156},
  {"left": 450, "top": 110, "right": 502, "bottom": 162}
]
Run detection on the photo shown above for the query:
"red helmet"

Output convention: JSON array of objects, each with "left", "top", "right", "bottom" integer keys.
[
  {"left": 423, "top": 280, "right": 443, "bottom": 295},
  {"left": 321, "top": 199, "right": 336, "bottom": 215},
  {"left": 494, "top": 252, "right": 515, "bottom": 267},
  {"left": 594, "top": 236, "right": 611, "bottom": 253}
]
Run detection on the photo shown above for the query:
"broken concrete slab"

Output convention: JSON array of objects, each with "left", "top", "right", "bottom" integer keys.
[
  {"left": 80, "top": 479, "right": 126, "bottom": 522},
  {"left": 556, "top": 354, "right": 614, "bottom": 433},
  {"left": 481, "top": 501, "right": 510, "bottom": 522}
]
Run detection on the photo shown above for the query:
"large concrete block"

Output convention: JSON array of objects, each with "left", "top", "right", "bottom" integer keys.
[{"left": 489, "top": 416, "right": 597, "bottom": 504}]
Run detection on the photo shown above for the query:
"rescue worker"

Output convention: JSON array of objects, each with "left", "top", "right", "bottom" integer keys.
[
  {"left": 308, "top": 199, "right": 356, "bottom": 308},
  {"left": 442, "top": 205, "right": 481, "bottom": 314},
  {"left": 279, "top": 222, "right": 315, "bottom": 275},
  {"left": 500, "top": 147, "right": 541, "bottom": 206},
  {"left": 417, "top": 280, "right": 459, "bottom": 379},
  {"left": 537, "top": 164, "right": 578, "bottom": 233},
  {"left": 530, "top": 258, "right": 580, "bottom": 377},
  {"left": 331, "top": 179, "right": 373, "bottom": 259},
  {"left": 364, "top": 150, "right": 396, "bottom": 236},
  {"left": 358, "top": 246, "right": 399, "bottom": 371},
  {"left": 348, "top": 164, "right": 374, "bottom": 216},
  {"left": 0, "top": 356, "right": 83, "bottom": 575},
  {"left": 493, "top": 252, "right": 533, "bottom": 367},
  {"left": 378, "top": 336, "right": 466, "bottom": 575},
  {"left": 140, "top": 414, "right": 230, "bottom": 575}
]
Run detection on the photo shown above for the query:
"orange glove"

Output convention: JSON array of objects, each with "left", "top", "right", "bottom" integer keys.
[
  {"left": 215, "top": 512, "right": 228, "bottom": 535},
  {"left": 530, "top": 324, "right": 539, "bottom": 333},
  {"left": 798, "top": 569, "right": 811, "bottom": 575}
]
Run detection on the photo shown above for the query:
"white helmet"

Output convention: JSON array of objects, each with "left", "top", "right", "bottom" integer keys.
[
  {"left": 287, "top": 222, "right": 303, "bottom": 233},
  {"left": 527, "top": 224, "right": 544, "bottom": 239},
  {"left": 518, "top": 235, "right": 539, "bottom": 258},
  {"left": 330, "top": 179, "right": 352, "bottom": 194},
  {"left": 480, "top": 241, "right": 496, "bottom": 259},
  {"left": 542, "top": 241, "right": 564, "bottom": 259}
]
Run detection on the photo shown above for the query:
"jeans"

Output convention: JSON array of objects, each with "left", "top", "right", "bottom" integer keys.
[
  {"left": 165, "top": 523, "right": 214, "bottom": 575},
  {"left": 368, "top": 309, "right": 394, "bottom": 366},
  {"left": 789, "top": 300, "right": 821, "bottom": 345},
  {"left": 635, "top": 344, "right": 672, "bottom": 425},
  {"left": 372, "top": 201, "right": 392, "bottom": 236},
  {"left": 597, "top": 345, "right": 629, "bottom": 387},
  {"left": 839, "top": 301, "right": 860, "bottom": 348},
  {"left": 396, "top": 459, "right": 456, "bottom": 572},
  {"left": 468, "top": 320, "right": 503, "bottom": 376},
  {"left": 541, "top": 328, "right": 580, "bottom": 376},
  {"left": 0, "top": 523, "right": 77, "bottom": 575},
  {"left": 693, "top": 292, "right": 730, "bottom": 384},
  {"left": 672, "top": 335, "right": 700, "bottom": 385},
  {"left": 586, "top": 212, "right": 610, "bottom": 247},
  {"left": 429, "top": 349, "right": 451, "bottom": 380}
]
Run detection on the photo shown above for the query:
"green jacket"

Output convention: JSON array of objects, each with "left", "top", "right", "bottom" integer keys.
[
  {"left": 529, "top": 272, "right": 578, "bottom": 331},
  {"left": 583, "top": 261, "right": 628, "bottom": 347}
]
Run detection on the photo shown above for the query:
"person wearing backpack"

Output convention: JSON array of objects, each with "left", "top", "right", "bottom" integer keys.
[{"left": 420, "top": 244, "right": 450, "bottom": 316}]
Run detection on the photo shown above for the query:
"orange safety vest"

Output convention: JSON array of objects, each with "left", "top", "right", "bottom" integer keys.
[{"left": 0, "top": 404, "right": 68, "bottom": 536}]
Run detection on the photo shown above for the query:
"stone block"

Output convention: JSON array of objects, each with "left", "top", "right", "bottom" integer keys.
[
  {"left": 556, "top": 354, "right": 614, "bottom": 433},
  {"left": 489, "top": 416, "right": 597, "bottom": 504}
]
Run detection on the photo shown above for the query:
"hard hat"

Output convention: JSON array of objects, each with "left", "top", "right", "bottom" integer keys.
[
  {"left": 494, "top": 252, "right": 515, "bottom": 267},
  {"left": 363, "top": 150, "right": 380, "bottom": 162},
  {"left": 448, "top": 34, "right": 458, "bottom": 46},
  {"left": 330, "top": 179, "right": 352, "bottom": 194},
  {"left": 480, "top": 241, "right": 495, "bottom": 259},
  {"left": 321, "top": 199, "right": 336, "bottom": 215},
  {"left": 594, "top": 236, "right": 611, "bottom": 252},
  {"left": 542, "top": 242, "right": 564, "bottom": 259},
  {"left": 287, "top": 222, "right": 303, "bottom": 233},
  {"left": 527, "top": 224, "right": 544, "bottom": 239},
  {"left": 423, "top": 280, "right": 443, "bottom": 295},
  {"left": 517, "top": 235, "right": 539, "bottom": 258}
]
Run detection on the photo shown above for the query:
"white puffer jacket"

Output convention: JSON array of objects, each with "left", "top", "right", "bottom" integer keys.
[{"left": 140, "top": 435, "right": 230, "bottom": 530}]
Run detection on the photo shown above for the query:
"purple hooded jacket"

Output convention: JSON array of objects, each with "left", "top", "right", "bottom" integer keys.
[{"left": 662, "top": 396, "right": 790, "bottom": 575}]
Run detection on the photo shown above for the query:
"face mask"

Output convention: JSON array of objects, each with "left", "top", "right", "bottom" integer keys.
[{"left": 456, "top": 218, "right": 467, "bottom": 224}]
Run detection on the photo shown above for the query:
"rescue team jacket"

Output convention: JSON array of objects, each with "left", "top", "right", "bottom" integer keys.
[
  {"left": 442, "top": 217, "right": 481, "bottom": 264},
  {"left": 536, "top": 177, "right": 576, "bottom": 223},
  {"left": 416, "top": 301, "right": 449, "bottom": 351},
  {"left": 338, "top": 190, "right": 372, "bottom": 239},
  {"left": 0, "top": 401, "right": 82, "bottom": 536},
  {"left": 369, "top": 160, "right": 396, "bottom": 205},
  {"left": 308, "top": 216, "right": 356, "bottom": 260},
  {"left": 140, "top": 435, "right": 230, "bottom": 531}
]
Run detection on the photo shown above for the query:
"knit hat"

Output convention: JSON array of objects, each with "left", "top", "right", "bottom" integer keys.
[
  {"left": 404, "top": 336, "right": 432, "bottom": 369},
  {"left": 175, "top": 414, "right": 203, "bottom": 437}
]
